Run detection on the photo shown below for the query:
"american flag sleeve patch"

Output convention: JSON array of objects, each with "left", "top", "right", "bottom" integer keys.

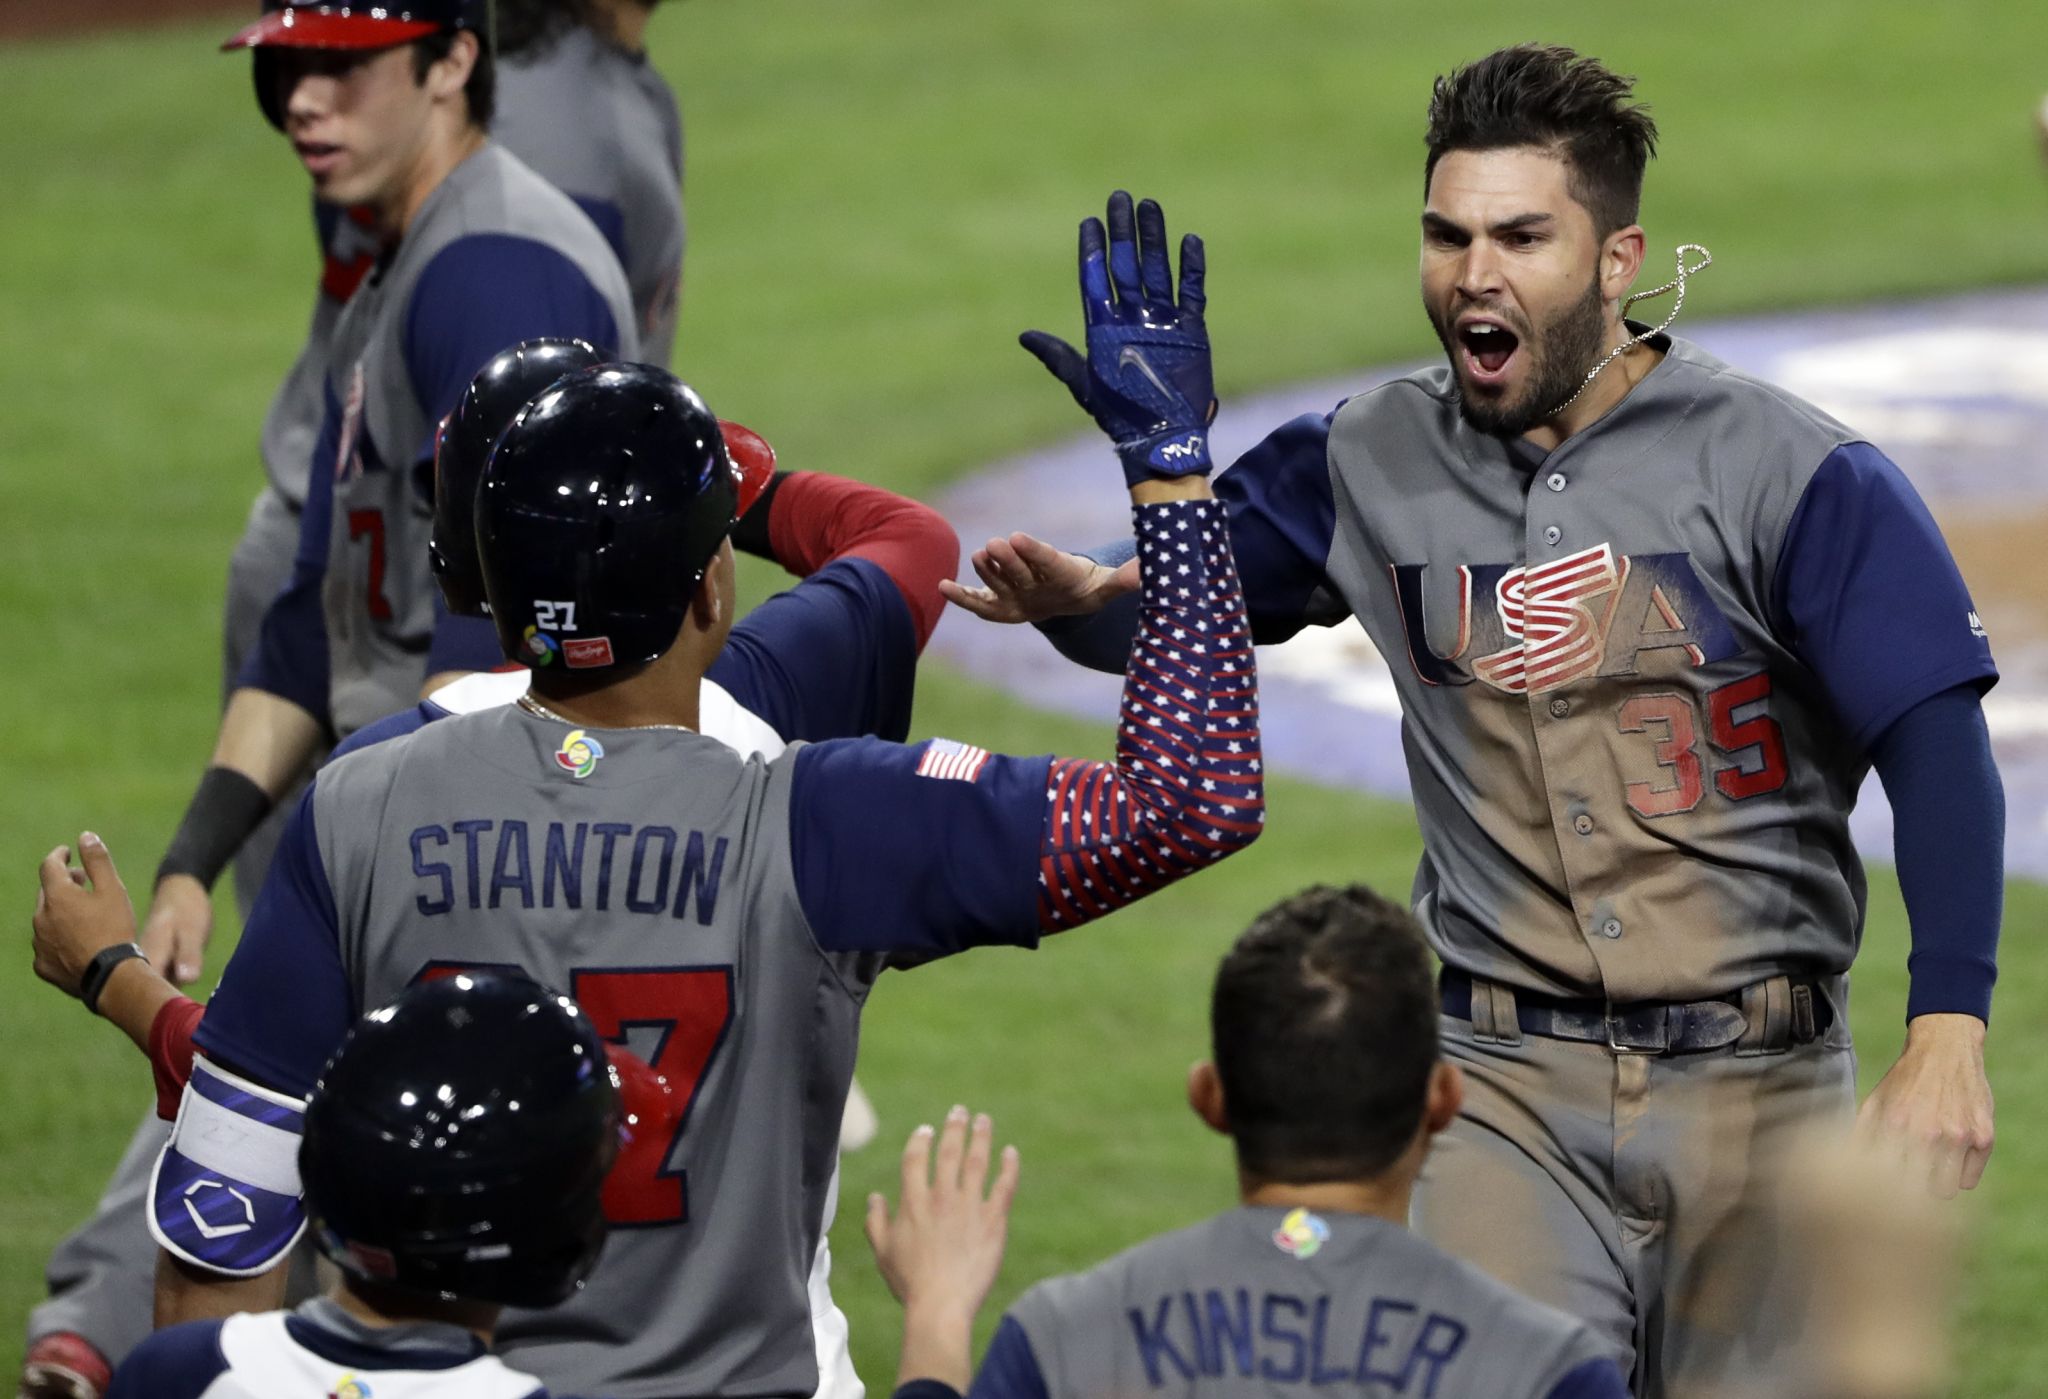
[
  {"left": 916, "top": 738, "right": 993, "bottom": 783},
  {"left": 1036, "top": 497, "right": 1263, "bottom": 931}
]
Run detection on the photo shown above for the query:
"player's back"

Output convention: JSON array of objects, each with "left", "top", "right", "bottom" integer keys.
[
  {"left": 312, "top": 706, "right": 872, "bottom": 1398},
  {"left": 994, "top": 1206, "right": 1622, "bottom": 1399}
]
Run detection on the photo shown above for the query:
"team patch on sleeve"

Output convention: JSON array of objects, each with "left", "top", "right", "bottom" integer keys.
[
  {"left": 149, "top": 1054, "right": 309, "bottom": 1277},
  {"left": 915, "top": 737, "right": 991, "bottom": 783}
]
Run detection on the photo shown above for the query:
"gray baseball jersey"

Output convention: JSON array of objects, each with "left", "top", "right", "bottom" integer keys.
[
  {"left": 239, "top": 144, "right": 637, "bottom": 739},
  {"left": 162, "top": 497, "right": 1264, "bottom": 1397},
  {"left": 1056, "top": 331, "right": 1995, "bottom": 1003},
  {"left": 492, "top": 24, "right": 685, "bottom": 364},
  {"left": 196, "top": 711, "right": 881, "bottom": 1398},
  {"left": 257, "top": 35, "right": 683, "bottom": 509},
  {"left": 984, "top": 1206, "right": 1623, "bottom": 1399}
]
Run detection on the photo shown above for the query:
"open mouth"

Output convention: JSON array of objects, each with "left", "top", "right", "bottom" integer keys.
[
  {"left": 294, "top": 141, "right": 345, "bottom": 176},
  {"left": 1456, "top": 318, "right": 1521, "bottom": 388}
]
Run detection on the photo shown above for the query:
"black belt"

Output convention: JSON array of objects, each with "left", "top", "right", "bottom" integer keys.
[{"left": 1441, "top": 969, "right": 1834, "bottom": 1055}]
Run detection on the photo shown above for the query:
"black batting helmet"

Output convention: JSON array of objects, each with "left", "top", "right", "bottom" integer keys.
[
  {"left": 223, "top": 2, "right": 495, "bottom": 131},
  {"left": 430, "top": 338, "right": 610, "bottom": 618},
  {"left": 476, "top": 363, "right": 740, "bottom": 672},
  {"left": 300, "top": 973, "right": 619, "bottom": 1309}
]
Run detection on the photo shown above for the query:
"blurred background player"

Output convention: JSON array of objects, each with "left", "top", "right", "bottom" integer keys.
[
  {"left": 25, "top": 337, "right": 956, "bottom": 1399},
  {"left": 106, "top": 972, "right": 620, "bottom": 1398},
  {"left": 214, "top": 0, "right": 686, "bottom": 928},
  {"left": 34, "top": 290, "right": 1259, "bottom": 1397},
  {"left": 945, "top": 51, "right": 2001, "bottom": 1396},
  {"left": 864, "top": 887, "right": 1627, "bottom": 1399},
  {"left": 21, "top": 4, "right": 640, "bottom": 1391}
]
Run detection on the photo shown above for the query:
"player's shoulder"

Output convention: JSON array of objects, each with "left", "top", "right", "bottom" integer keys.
[
  {"left": 1326, "top": 363, "right": 1468, "bottom": 454},
  {"left": 1007, "top": 1211, "right": 1234, "bottom": 1334},
  {"left": 107, "top": 1317, "right": 231, "bottom": 1398},
  {"left": 413, "top": 145, "right": 626, "bottom": 278},
  {"left": 1658, "top": 333, "right": 1860, "bottom": 456}
]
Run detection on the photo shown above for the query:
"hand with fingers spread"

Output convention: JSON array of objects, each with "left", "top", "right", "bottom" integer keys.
[
  {"left": 32, "top": 833, "right": 144, "bottom": 1000},
  {"left": 1856, "top": 1012, "right": 1995, "bottom": 1199},
  {"left": 937, "top": 531, "right": 1140, "bottom": 625},
  {"left": 1021, "top": 190, "right": 1216, "bottom": 486},
  {"left": 865, "top": 1106, "right": 1021, "bottom": 1392}
]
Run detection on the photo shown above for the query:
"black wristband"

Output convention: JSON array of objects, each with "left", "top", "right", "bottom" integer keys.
[
  {"left": 156, "top": 766, "right": 275, "bottom": 891},
  {"left": 728, "top": 471, "right": 791, "bottom": 561},
  {"left": 81, "top": 943, "right": 147, "bottom": 1015}
]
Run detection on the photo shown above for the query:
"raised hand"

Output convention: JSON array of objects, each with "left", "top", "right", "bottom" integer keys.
[
  {"left": 938, "top": 531, "right": 1140, "bottom": 625},
  {"left": 1020, "top": 190, "right": 1216, "bottom": 486}
]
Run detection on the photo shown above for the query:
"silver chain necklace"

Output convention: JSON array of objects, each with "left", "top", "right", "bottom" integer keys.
[
  {"left": 1548, "top": 243, "right": 1713, "bottom": 417},
  {"left": 515, "top": 692, "right": 697, "bottom": 734}
]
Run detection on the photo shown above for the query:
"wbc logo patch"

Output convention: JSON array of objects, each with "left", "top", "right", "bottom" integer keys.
[{"left": 555, "top": 728, "right": 605, "bottom": 780}]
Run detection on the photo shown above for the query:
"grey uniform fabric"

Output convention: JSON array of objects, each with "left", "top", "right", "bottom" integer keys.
[
  {"left": 1005, "top": 1206, "right": 1615, "bottom": 1399},
  {"left": 221, "top": 32, "right": 683, "bottom": 911},
  {"left": 493, "top": 25, "right": 685, "bottom": 364},
  {"left": 1414, "top": 1003, "right": 1854, "bottom": 1390},
  {"left": 1317, "top": 336, "right": 1867, "bottom": 1003},
  {"left": 314, "top": 708, "right": 881, "bottom": 1399},
  {"left": 1293, "top": 335, "right": 1899, "bottom": 1396},
  {"left": 319, "top": 145, "right": 635, "bottom": 738}
]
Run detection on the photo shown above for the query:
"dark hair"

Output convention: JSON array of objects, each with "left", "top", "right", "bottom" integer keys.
[
  {"left": 1423, "top": 43, "right": 1658, "bottom": 235},
  {"left": 412, "top": 29, "right": 496, "bottom": 128},
  {"left": 494, "top": 0, "right": 586, "bottom": 57},
  {"left": 1211, "top": 885, "right": 1439, "bottom": 1183}
]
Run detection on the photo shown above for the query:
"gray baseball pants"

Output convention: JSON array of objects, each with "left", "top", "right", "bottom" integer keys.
[{"left": 1411, "top": 975, "right": 1856, "bottom": 1399}]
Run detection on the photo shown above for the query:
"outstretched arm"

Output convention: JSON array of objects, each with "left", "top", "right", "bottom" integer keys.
[{"left": 790, "top": 195, "right": 1262, "bottom": 957}]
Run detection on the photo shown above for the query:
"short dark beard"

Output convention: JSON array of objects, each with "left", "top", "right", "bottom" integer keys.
[{"left": 1433, "top": 275, "right": 1607, "bottom": 439}]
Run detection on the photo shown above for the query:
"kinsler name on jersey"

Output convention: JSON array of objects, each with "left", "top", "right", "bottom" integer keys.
[
  {"left": 409, "top": 818, "right": 728, "bottom": 921},
  {"left": 1393, "top": 542, "right": 1742, "bottom": 694}
]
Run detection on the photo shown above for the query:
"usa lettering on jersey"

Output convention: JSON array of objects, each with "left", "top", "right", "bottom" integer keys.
[{"left": 1394, "top": 542, "right": 1741, "bottom": 692}]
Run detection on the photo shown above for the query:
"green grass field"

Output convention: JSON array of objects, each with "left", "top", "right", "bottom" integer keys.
[{"left": 4, "top": 0, "right": 2047, "bottom": 1390}]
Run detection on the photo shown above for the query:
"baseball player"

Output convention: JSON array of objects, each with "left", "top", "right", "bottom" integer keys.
[
  {"left": 213, "top": 0, "right": 686, "bottom": 923},
  {"left": 866, "top": 888, "right": 1628, "bottom": 1399},
  {"left": 141, "top": 0, "right": 637, "bottom": 1016},
  {"left": 24, "top": 10, "right": 642, "bottom": 1389},
  {"left": 947, "top": 48, "right": 2002, "bottom": 1397},
  {"left": 36, "top": 336, "right": 1258, "bottom": 1397},
  {"left": 26, "top": 338, "right": 955, "bottom": 1399},
  {"left": 104, "top": 972, "right": 622, "bottom": 1398}
]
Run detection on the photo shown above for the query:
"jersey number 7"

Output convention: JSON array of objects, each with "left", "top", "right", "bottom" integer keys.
[{"left": 413, "top": 961, "right": 735, "bottom": 1227}]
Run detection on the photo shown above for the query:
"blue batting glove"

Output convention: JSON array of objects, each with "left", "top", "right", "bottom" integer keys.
[{"left": 1020, "top": 191, "right": 1217, "bottom": 487}]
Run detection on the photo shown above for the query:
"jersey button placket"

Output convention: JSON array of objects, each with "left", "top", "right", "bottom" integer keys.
[
  {"left": 1549, "top": 697, "right": 1570, "bottom": 719},
  {"left": 1546, "top": 472, "right": 1567, "bottom": 492},
  {"left": 1601, "top": 918, "right": 1623, "bottom": 939},
  {"left": 1542, "top": 524, "right": 1563, "bottom": 547},
  {"left": 1573, "top": 813, "right": 1595, "bottom": 836}
]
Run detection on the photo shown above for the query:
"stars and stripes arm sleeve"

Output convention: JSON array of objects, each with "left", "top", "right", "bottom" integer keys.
[
  {"left": 788, "top": 499, "right": 1262, "bottom": 956},
  {"left": 1036, "top": 498, "right": 1262, "bottom": 931}
]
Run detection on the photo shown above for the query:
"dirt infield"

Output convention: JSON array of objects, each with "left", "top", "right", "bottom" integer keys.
[{"left": 0, "top": 0, "right": 238, "bottom": 43}]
